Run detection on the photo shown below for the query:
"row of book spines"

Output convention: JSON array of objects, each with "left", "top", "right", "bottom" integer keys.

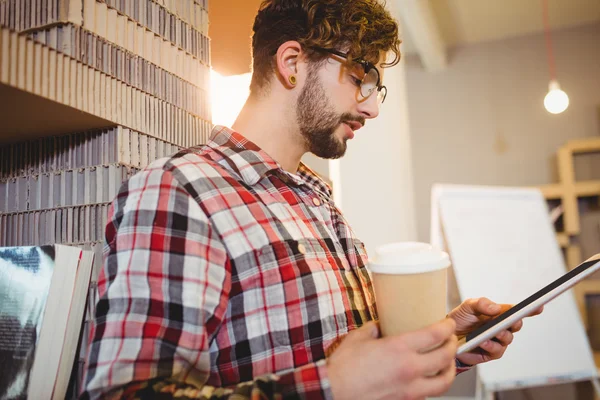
[
  {"left": 81, "top": 0, "right": 209, "bottom": 66},
  {"left": 0, "top": 127, "right": 183, "bottom": 179},
  {"left": 13, "top": 19, "right": 210, "bottom": 94},
  {"left": 0, "top": 203, "right": 110, "bottom": 248},
  {"left": 105, "top": 0, "right": 210, "bottom": 30},
  {"left": 0, "top": 28, "right": 213, "bottom": 143},
  {"left": 29, "top": 24, "right": 210, "bottom": 117},
  {"left": 88, "top": 0, "right": 209, "bottom": 55},
  {"left": 0, "top": 0, "right": 82, "bottom": 33},
  {"left": 0, "top": 0, "right": 209, "bottom": 54},
  {"left": 139, "top": 0, "right": 209, "bottom": 34},
  {"left": 0, "top": 163, "right": 139, "bottom": 213}
]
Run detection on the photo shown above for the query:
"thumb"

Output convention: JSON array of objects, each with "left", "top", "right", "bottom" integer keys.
[
  {"left": 347, "top": 321, "right": 379, "bottom": 342},
  {"left": 451, "top": 297, "right": 500, "bottom": 320},
  {"left": 470, "top": 297, "right": 502, "bottom": 316}
]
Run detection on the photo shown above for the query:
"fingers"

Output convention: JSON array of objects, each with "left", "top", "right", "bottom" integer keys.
[
  {"left": 459, "top": 329, "right": 515, "bottom": 365},
  {"left": 410, "top": 356, "right": 457, "bottom": 399},
  {"left": 494, "top": 329, "right": 514, "bottom": 347},
  {"left": 508, "top": 305, "right": 543, "bottom": 332},
  {"left": 476, "top": 297, "right": 501, "bottom": 315},
  {"left": 417, "top": 334, "right": 458, "bottom": 377},
  {"left": 326, "top": 322, "right": 379, "bottom": 359},
  {"left": 350, "top": 321, "right": 379, "bottom": 340},
  {"left": 466, "top": 297, "right": 511, "bottom": 317},
  {"left": 400, "top": 318, "right": 456, "bottom": 352},
  {"left": 530, "top": 305, "right": 544, "bottom": 316},
  {"left": 478, "top": 330, "right": 512, "bottom": 360},
  {"left": 371, "top": 321, "right": 459, "bottom": 399},
  {"left": 509, "top": 319, "right": 523, "bottom": 333}
]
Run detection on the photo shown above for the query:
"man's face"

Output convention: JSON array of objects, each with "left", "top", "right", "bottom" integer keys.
[{"left": 295, "top": 54, "right": 384, "bottom": 159}]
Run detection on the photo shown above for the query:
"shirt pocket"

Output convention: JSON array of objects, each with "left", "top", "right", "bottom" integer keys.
[
  {"left": 255, "top": 238, "right": 330, "bottom": 316},
  {"left": 254, "top": 238, "right": 346, "bottom": 347},
  {"left": 257, "top": 237, "right": 325, "bottom": 283}
]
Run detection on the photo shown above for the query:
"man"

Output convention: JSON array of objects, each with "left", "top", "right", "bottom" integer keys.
[{"left": 81, "top": 1, "right": 539, "bottom": 399}]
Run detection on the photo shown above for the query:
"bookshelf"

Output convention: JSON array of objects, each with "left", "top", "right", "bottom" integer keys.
[
  {"left": 0, "top": 1, "right": 212, "bottom": 397},
  {"left": 0, "top": 83, "right": 114, "bottom": 142},
  {"left": 535, "top": 136, "right": 600, "bottom": 371}
]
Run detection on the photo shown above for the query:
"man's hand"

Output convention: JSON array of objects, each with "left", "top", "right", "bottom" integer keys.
[
  {"left": 447, "top": 297, "right": 543, "bottom": 367},
  {"left": 327, "top": 319, "right": 458, "bottom": 400}
]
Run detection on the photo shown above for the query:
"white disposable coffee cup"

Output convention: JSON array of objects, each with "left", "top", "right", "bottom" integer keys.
[{"left": 368, "top": 242, "right": 451, "bottom": 337}]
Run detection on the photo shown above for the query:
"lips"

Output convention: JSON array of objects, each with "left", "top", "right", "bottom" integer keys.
[
  {"left": 343, "top": 121, "right": 363, "bottom": 131},
  {"left": 342, "top": 123, "right": 356, "bottom": 139}
]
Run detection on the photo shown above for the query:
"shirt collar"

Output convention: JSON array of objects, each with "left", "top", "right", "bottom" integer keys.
[{"left": 207, "top": 126, "right": 332, "bottom": 198}]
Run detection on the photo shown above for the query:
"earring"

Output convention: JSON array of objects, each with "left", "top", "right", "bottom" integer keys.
[{"left": 289, "top": 75, "right": 297, "bottom": 85}]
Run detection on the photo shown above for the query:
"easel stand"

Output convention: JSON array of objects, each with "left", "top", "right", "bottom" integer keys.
[
  {"left": 475, "top": 373, "right": 600, "bottom": 400},
  {"left": 475, "top": 373, "right": 494, "bottom": 400}
]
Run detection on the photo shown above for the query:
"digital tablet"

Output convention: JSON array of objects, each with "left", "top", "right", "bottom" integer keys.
[{"left": 457, "top": 253, "right": 600, "bottom": 355}]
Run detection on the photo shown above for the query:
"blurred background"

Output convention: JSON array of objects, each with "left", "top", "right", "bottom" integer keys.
[{"left": 0, "top": 0, "right": 599, "bottom": 399}]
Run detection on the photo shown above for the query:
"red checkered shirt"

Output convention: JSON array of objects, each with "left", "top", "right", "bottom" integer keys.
[{"left": 81, "top": 126, "right": 469, "bottom": 400}]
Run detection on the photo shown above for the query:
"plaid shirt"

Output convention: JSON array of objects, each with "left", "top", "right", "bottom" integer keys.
[{"left": 81, "top": 126, "right": 469, "bottom": 400}]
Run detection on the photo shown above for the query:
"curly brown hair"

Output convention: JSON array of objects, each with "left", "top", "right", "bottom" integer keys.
[{"left": 250, "top": 0, "right": 401, "bottom": 94}]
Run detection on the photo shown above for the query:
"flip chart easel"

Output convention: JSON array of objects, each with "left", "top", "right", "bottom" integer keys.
[{"left": 430, "top": 184, "right": 599, "bottom": 400}]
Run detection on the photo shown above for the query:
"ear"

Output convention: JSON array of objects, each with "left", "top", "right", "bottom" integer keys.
[{"left": 275, "top": 41, "right": 303, "bottom": 89}]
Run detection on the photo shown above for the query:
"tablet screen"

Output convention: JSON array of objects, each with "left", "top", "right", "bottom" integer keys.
[{"left": 465, "top": 258, "right": 600, "bottom": 342}]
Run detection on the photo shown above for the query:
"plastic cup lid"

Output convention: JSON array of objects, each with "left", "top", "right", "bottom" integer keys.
[{"left": 367, "top": 241, "right": 450, "bottom": 275}]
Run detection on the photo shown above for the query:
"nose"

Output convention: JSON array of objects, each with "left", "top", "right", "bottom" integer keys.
[{"left": 357, "top": 92, "right": 380, "bottom": 119}]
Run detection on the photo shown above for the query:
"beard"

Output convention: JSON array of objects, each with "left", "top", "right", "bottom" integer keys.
[{"left": 296, "top": 68, "right": 364, "bottom": 159}]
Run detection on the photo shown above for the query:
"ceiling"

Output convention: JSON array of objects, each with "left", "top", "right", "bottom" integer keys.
[
  {"left": 208, "top": 0, "right": 600, "bottom": 75},
  {"left": 399, "top": 0, "right": 600, "bottom": 55},
  {"left": 209, "top": 1, "right": 262, "bottom": 76}
]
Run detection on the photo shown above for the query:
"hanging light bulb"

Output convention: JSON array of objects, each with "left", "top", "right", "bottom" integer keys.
[
  {"left": 541, "top": 0, "right": 569, "bottom": 114},
  {"left": 544, "top": 79, "right": 569, "bottom": 114}
]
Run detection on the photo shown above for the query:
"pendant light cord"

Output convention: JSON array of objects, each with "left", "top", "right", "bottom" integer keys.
[{"left": 542, "top": 0, "right": 557, "bottom": 81}]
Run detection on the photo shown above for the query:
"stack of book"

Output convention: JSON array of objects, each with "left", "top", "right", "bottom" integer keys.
[
  {"left": 0, "top": 245, "right": 95, "bottom": 400},
  {"left": 0, "top": 0, "right": 211, "bottom": 397}
]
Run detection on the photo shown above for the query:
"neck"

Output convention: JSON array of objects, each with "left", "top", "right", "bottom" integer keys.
[{"left": 231, "top": 93, "right": 306, "bottom": 173}]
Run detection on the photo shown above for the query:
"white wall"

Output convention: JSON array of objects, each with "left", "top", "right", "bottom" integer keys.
[
  {"left": 337, "top": 3, "right": 418, "bottom": 256},
  {"left": 406, "top": 22, "right": 600, "bottom": 243},
  {"left": 406, "top": 22, "right": 600, "bottom": 400},
  {"left": 301, "top": 153, "right": 330, "bottom": 178}
]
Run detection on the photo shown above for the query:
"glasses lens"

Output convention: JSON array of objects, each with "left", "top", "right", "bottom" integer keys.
[{"left": 360, "top": 68, "right": 379, "bottom": 98}]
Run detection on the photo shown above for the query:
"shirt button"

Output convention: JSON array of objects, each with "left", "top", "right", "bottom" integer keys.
[
  {"left": 297, "top": 243, "right": 306, "bottom": 254},
  {"left": 312, "top": 197, "right": 321, "bottom": 206}
]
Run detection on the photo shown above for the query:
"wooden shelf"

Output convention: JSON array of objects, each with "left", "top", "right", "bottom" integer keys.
[
  {"left": 576, "top": 181, "right": 600, "bottom": 197},
  {"left": 537, "top": 181, "right": 600, "bottom": 199},
  {"left": 556, "top": 232, "right": 569, "bottom": 247},
  {"left": 566, "top": 137, "right": 600, "bottom": 154},
  {"left": 535, "top": 137, "right": 600, "bottom": 339},
  {"left": 539, "top": 183, "right": 563, "bottom": 199},
  {"left": 0, "top": 83, "right": 115, "bottom": 145},
  {"left": 573, "top": 277, "right": 600, "bottom": 330},
  {"left": 578, "top": 280, "right": 600, "bottom": 294}
]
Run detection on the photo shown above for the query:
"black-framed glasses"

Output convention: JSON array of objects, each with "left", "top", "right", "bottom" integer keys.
[{"left": 312, "top": 47, "right": 387, "bottom": 104}]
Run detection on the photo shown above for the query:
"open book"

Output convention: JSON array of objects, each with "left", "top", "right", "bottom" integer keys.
[{"left": 0, "top": 245, "right": 94, "bottom": 400}]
